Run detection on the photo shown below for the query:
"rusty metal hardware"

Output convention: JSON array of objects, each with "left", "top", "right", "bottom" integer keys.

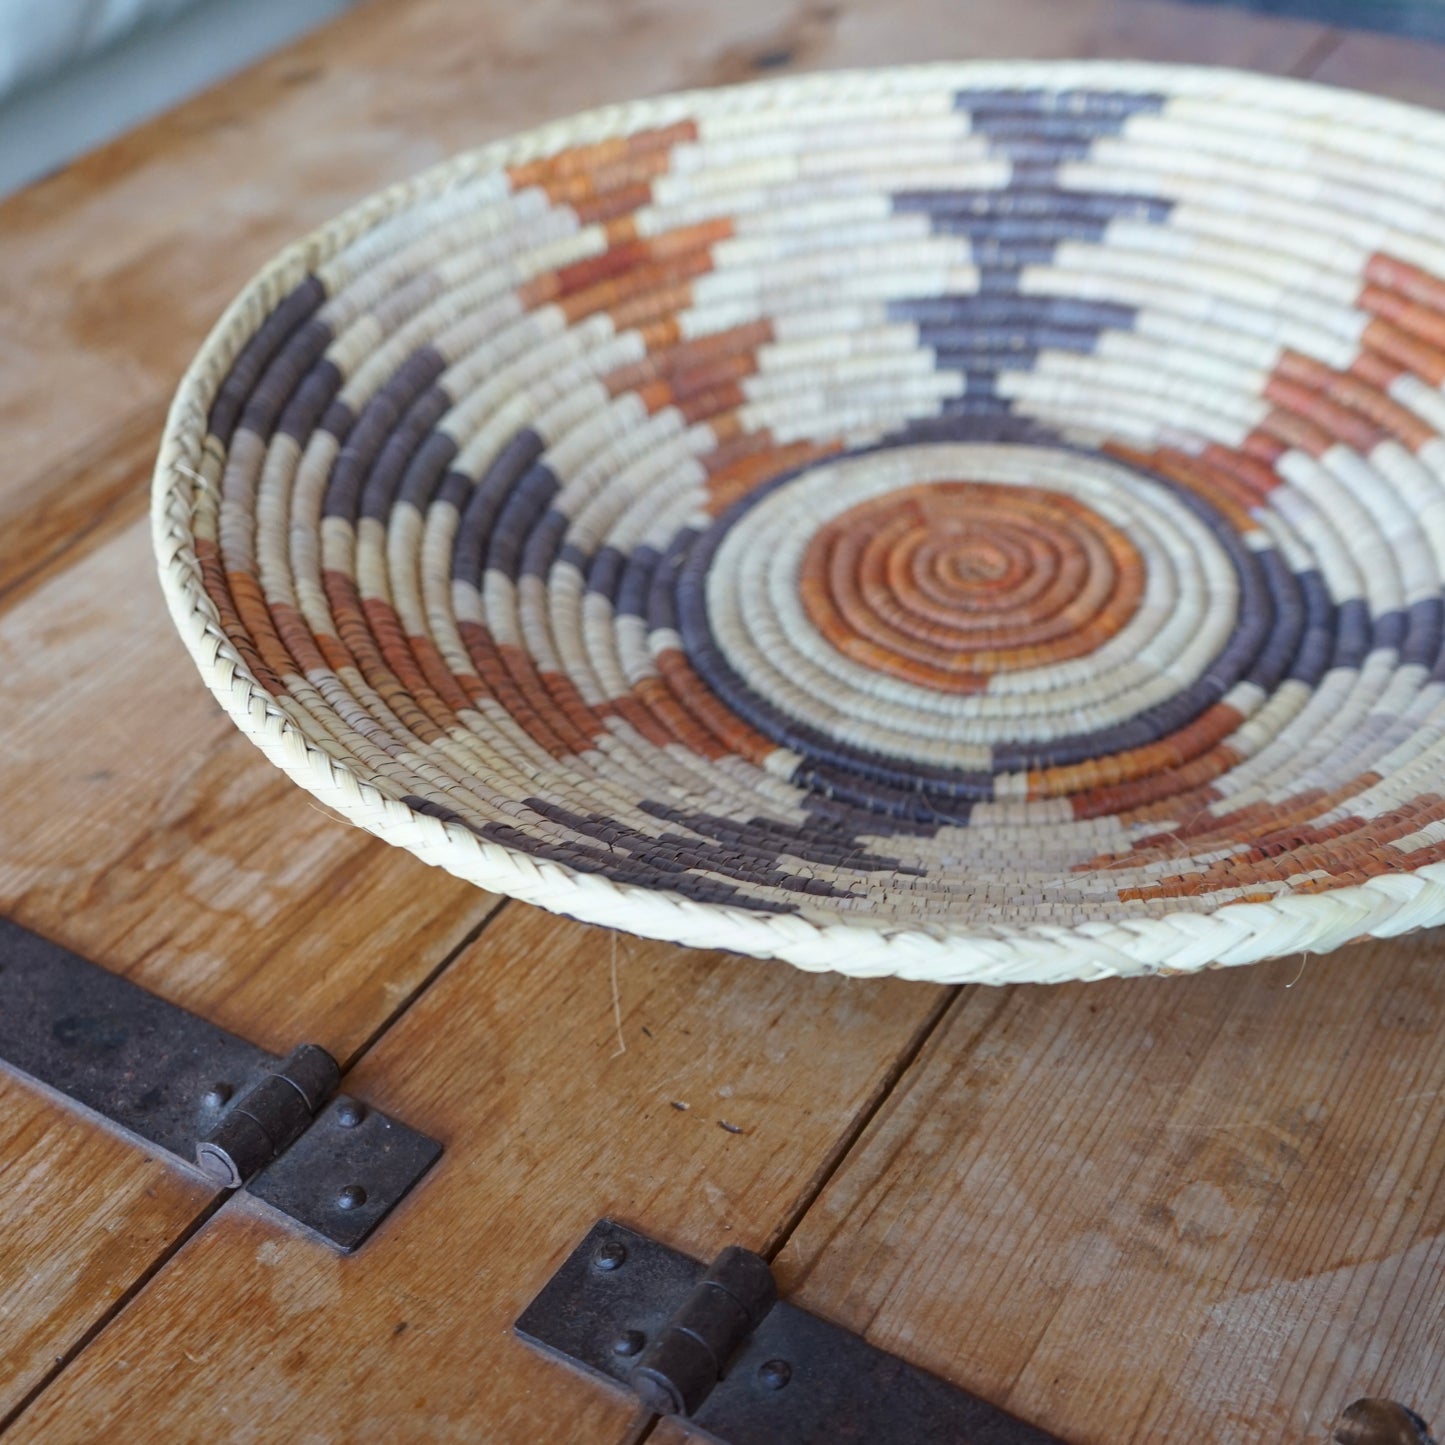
[
  {"left": 0, "top": 916, "right": 440, "bottom": 1252},
  {"left": 515, "top": 1218, "right": 1068, "bottom": 1445},
  {"left": 196, "top": 1043, "right": 341, "bottom": 1187},
  {"left": 1336, "top": 1399, "right": 1438, "bottom": 1445},
  {"left": 629, "top": 1244, "right": 778, "bottom": 1417}
]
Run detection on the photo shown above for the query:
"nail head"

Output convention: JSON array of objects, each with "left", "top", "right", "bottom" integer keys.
[
  {"left": 758, "top": 1359, "right": 791, "bottom": 1391},
  {"left": 593, "top": 1241, "right": 627, "bottom": 1272}
]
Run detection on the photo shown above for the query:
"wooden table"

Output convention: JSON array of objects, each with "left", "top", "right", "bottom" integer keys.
[{"left": 1, "top": 2, "right": 1441, "bottom": 1441}]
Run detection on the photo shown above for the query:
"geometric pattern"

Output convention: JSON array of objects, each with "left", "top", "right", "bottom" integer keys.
[{"left": 155, "top": 65, "right": 1445, "bottom": 980}]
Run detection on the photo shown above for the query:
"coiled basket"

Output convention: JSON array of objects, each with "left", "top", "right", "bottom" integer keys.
[{"left": 155, "top": 63, "right": 1445, "bottom": 983}]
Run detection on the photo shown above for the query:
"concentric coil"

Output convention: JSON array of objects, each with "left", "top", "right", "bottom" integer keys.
[{"left": 155, "top": 63, "right": 1445, "bottom": 982}]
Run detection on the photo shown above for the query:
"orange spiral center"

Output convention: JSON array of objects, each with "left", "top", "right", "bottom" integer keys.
[{"left": 798, "top": 481, "right": 1147, "bottom": 692}]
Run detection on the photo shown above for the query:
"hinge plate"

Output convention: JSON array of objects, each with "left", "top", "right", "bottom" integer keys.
[
  {"left": 0, "top": 916, "right": 440, "bottom": 1251},
  {"left": 516, "top": 1219, "right": 1067, "bottom": 1445}
]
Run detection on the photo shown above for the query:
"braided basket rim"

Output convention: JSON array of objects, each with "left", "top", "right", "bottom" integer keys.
[{"left": 153, "top": 60, "right": 1445, "bottom": 984}]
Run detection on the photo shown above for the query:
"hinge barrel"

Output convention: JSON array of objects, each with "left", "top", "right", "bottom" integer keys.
[
  {"left": 195, "top": 1044, "right": 341, "bottom": 1187},
  {"left": 630, "top": 1245, "right": 777, "bottom": 1416},
  {"left": 516, "top": 1220, "right": 1070, "bottom": 1445},
  {"left": 0, "top": 918, "right": 440, "bottom": 1252}
]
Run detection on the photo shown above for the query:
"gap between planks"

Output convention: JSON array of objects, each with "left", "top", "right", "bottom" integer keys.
[
  {"left": 1288, "top": 26, "right": 1344, "bottom": 76},
  {"left": 619, "top": 982, "right": 964, "bottom": 1445},
  {"left": 0, "top": 8, "right": 1373, "bottom": 1436},
  {"left": 0, "top": 898, "right": 514, "bottom": 1438},
  {"left": 610, "top": 29, "right": 1361, "bottom": 1445}
]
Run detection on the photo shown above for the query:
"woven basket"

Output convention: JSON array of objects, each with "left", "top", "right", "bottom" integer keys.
[{"left": 155, "top": 62, "right": 1445, "bottom": 984}]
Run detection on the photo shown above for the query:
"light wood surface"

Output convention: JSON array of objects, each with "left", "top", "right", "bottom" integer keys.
[
  {"left": 1314, "top": 25, "right": 1445, "bottom": 108},
  {"left": 8, "top": 905, "right": 948, "bottom": 1442},
  {"left": 0, "top": 517, "right": 504, "bottom": 1420},
  {"left": 3, "top": 0, "right": 1444, "bottom": 1441},
  {"left": 0, "top": 0, "right": 1325, "bottom": 600},
  {"left": 775, "top": 940, "right": 1445, "bottom": 1444}
]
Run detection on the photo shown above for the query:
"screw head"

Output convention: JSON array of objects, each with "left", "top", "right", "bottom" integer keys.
[
  {"left": 334, "top": 1099, "right": 365, "bottom": 1128},
  {"left": 202, "top": 1084, "right": 232, "bottom": 1109},
  {"left": 758, "top": 1359, "right": 791, "bottom": 1391},
  {"left": 611, "top": 1330, "right": 646, "bottom": 1357},
  {"left": 335, "top": 1185, "right": 368, "bottom": 1212},
  {"left": 593, "top": 1241, "right": 627, "bottom": 1272}
]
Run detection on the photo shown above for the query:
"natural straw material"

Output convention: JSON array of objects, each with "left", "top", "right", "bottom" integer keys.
[{"left": 155, "top": 63, "right": 1445, "bottom": 983}]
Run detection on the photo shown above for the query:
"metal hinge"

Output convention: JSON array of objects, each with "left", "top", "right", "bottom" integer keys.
[
  {"left": 515, "top": 1219, "right": 1068, "bottom": 1444},
  {"left": 0, "top": 917, "right": 440, "bottom": 1251}
]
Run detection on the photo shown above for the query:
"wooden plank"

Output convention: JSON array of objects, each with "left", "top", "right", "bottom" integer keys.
[
  {"left": 0, "top": 517, "right": 496, "bottom": 1051},
  {"left": 0, "top": 0, "right": 1343, "bottom": 1432},
  {"left": 1310, "top": 27, "right": 1445, "bottom": 107},
  {"left": 698, "top": 32, "right": 1445, "bottom": 1445},
  {"left": 813, "top": 0, "right": 1332, "bottom": 77},
  {"left": 0, "top": 404, "right": 158, "bottom": 613},
  {"left": 0, "top": 0, "right": 1331, "bottom": 595},
  {"left": 4, "top": 904, "right": 948, "bottom": 1442},
  {"left": 715, "top": 940, "right": 1444, "bottom": 1444},
  {"left": 0, "top": 1081, "right": 212, "bottom": 1417},
  {"left": 0, "top": 516, "right": 504, "bottom": 1419}
]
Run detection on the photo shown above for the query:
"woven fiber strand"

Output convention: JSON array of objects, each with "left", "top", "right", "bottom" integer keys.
[{"left": 155, "top": 62, "right": 1445, "bottom": 984}]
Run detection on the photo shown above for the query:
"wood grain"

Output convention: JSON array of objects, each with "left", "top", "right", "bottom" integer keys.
[
  {"left": 0, "top": 0, "right": 1332, "bottom": 596},
  {"left": 0, "top": 1080, "right": 213, "bottom": 1420},
  {"left": 1311, "top": 27, "right": 1445, "bottom": 108},
  {"left": 11, "top": 0, "right": 1437, "bottom": 1440},
  {"left": 0, "top": 517, "right": 499, "bottom": 1053},
  {"left": 0, "top": 404, "right": 159, "bottom": 613},
  {"left": 0, "top": 515, "right": 503, "bottom": 1419},
  {"left": 759, "top": 941, "right": 1445, "bottom": 1444},
  {"left": 6, "top": 904, "right": 947, "bottom": 1443}
]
